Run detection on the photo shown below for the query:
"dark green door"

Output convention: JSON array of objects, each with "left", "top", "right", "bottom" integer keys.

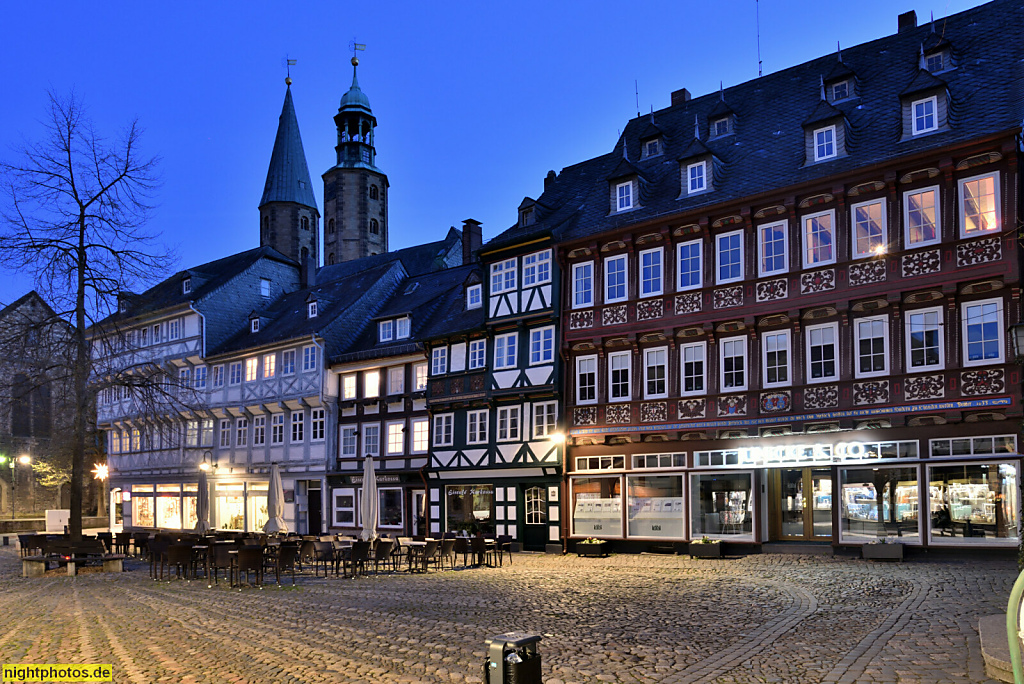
[{"left": 522, "top": 485, "right": 548, "bottom": 551}]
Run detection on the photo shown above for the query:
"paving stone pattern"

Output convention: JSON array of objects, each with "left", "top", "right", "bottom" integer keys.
[{"left": 0, "top": 546, "right": 1015, "bottom": 683}]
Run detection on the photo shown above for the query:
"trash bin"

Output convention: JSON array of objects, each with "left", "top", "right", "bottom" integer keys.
[{"left": 483, "top": 632, "right": 542, "bottom": 684}]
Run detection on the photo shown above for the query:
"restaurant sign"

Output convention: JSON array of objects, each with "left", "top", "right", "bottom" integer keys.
[
  {"left": 352, "top": 474, "right": 403, "bottom": 484},
  {"left": 696, "top": 440, "right": 918, "bottom": 468}
]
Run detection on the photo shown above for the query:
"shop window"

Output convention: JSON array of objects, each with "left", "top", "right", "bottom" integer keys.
[
  {"left": 132, "top": 485, "right": 155, "bottom": 527},
  {"left": 334, "top": 488, "right": 355, "bottom": 526},
  {"left": 445, "top": 484, "right": 494, "bottom": 536},
  {"left": 575, "top": 455, "right": 625, "bottom": 471},
  {"left": 571, "top": 476, "right": 622, "bottom": 537},
  {"left": 632, "top": 453, "right": 686, "bottom": 469},
  {"left": 248, "top": 483, "right": 269, "bottom": 531},
  {"left": 928, "top": 463, "right": 1018, "bottom": 544},
  {"left": 690, "top": 472, "right": 753, "bottom": 540},
  {"left": 627, "top": 475, "right": 684, "bottom": 539},
  {"left": 840, "top": 467, "right": 920, "bottom": 544},
  {"left": 930, "top": 435, "right": 1016, "bottom": 458},
  {"left": 379, "top": 488, "right": 403, "bottom": 528},
  {"left": 156, "top": 484, "right": 182, "bottom": 529}
]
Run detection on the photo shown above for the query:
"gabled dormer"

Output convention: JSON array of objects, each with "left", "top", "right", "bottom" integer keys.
[
  {"left": 248, "top": 310, "right": 262, "bottom": 333},
  {"left": 464, "top": 271, "right": 483, "bottom": 310},
  {"left": 677, "top": 117, "right": 718, "bottom": 199},
  {"left": 639, "top": 114, "right": 665, "bottom": 159},
  {"left": 606, "top": 142, "right": 644, "bottom": 215},
  {"left": 518, "top": 197, "right": 536, "bottom": 228},
  {"left": 899, "top": 67, "right": 949, "bottom": 140},
  {"left": 181, "top": 274, "right": 192, "bottom": 295},
  {"left": 305, "top": 293, "right": 318, "bottom": 319},
  {"left": 802, "top": 84, "right": 848, "bottom": 165},
  {"left": 707, "top": 87, "right": 735, "bottom": 139},
  {"left": 921, "top": 18, "right": 954, "bottom": 74},
  {"left": 825, "top": 54, "right": 857, "bottom": 103}
]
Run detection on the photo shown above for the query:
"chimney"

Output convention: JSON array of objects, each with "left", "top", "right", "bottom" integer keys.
[
  {"left": 300, "top": 255, "right": 316, "bottom": 289},
  {"left": 462, "top": 219, "right": 482, "bottom": 264},
  {"left": 898, "top": 10, "right": 917, "bottom": 33},
  {"left": 671, "top": 88, "right": 692, "bottom": 107}
]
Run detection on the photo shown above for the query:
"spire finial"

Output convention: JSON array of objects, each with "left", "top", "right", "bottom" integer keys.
[
  {"left": 622, "top": 137, "right": 628, "bottom": 160},
  {"left": 285, "top": 57, "right": 296, "bottom": 86},
  {"left": 349, "top": 41, "right": 366, "bottom": 83},
  {"left": 819, "top": 75, "right": 826, "bottom": 101},
  {"left": 919, "top": 43, "right": 927, "bottom": 70},
  {"left": 930, "top": 11, "right": 935, "bottom": 32},
  {"left": 719, "top": 81, "right": 725, "bottom": 100},
  {"left": 694, "top": 115, "right": 700, "bottom": 140},
  {"left": 837, "top": 41, "right": 843, "bottom": 63}
]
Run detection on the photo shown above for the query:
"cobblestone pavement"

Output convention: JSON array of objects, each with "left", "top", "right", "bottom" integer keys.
[{"left": 0, "top": 545, "right": 1016, "bottom": 683}]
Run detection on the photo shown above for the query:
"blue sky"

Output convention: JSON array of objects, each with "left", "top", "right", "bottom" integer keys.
[{"left": 0, "top": 0, "right": 984, "bottom": 306}]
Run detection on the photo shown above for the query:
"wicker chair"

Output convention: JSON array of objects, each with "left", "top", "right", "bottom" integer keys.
[
  {"left": 343, "top": 541, "right": 371, "bottom": 578},
  {"left": 165, "top": 544, "right": 193, "bottom": 580},
  {"left": 269, "top": 542, "right": 300, "bottom": 585},
  {"left": 311, "top": 541, "right": 335, "bottom": 577},
  {"left": 210, "top": 544, "right": 236, "bottom": 585},
  {"left": 439, "top": 538, "right": 456, "bottom": 570},
  {"left": 235, "top": 547, "right": 264, "bottom": 587}
]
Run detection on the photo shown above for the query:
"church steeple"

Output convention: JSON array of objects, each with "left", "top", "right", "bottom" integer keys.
[
  {"left": 322, "top": 56, "right": 389, "bottom": 264},
  {"left": 259, "top": 81, "right": 320, "bottom": 268}
]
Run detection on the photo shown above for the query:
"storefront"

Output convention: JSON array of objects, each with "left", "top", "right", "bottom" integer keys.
[
  {"left": 120, "top": 477, "right": 273, "bottom": 532},
  {"left": 566, "top": 431, "right": 1020, "bottom": 551},
  {"left": 328, "top": 472, "right": 428, "bottom": 538}
]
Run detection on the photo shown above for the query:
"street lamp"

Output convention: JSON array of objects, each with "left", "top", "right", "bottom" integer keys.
[
  {"left": 92, "top": 463, "right": 109, "bottom": 521},
  {"left": 6, "top": 454, "right": 31, "bottom": 520},
  {"left": 199, "top": 450, "right": 216, "bottom": 472}
]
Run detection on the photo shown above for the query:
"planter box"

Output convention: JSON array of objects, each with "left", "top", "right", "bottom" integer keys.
[
  {"left": 689, "top": 542, "right": 722, "bottom": 558},
  {"left": 576, "top": 541, "right": 608, "bottom": 557},
  {"left": 862, "top": 543, "right": 903, "bottom": 561}
]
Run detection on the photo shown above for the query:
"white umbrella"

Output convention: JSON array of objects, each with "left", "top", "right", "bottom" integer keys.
[
  {"left": 194, "top": 469, "right": 212, "bottom": 534},
  {"left": 263, "top": 463, "right": 287, "bottom": 534},
  {"left": 360, "top": 455, "right": 378, "bottom": 541}
]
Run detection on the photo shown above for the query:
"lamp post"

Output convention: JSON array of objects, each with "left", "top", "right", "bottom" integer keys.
[
  {"left": 1009, "top": 323, "right": 1024, "bottom": 570},
  {"left": 5, "top": 455, "right": 32, "bottom": 520},
  {"left": 92, "top": 463, "right": 109, "bottom": 521}
]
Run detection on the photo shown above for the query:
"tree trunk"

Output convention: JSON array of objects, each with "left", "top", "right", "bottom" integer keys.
[{"left": 68, "top": 211, "right": 88, "bottom": 542}]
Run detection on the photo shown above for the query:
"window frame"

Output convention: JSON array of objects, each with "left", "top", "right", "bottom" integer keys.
[
  {"left": 716, "top": 229, "right": 744, "bottom": 284},
  {"left": 853, "top": 315, "right": 890, "bottom": 379},
  {"left": 572, "top": 261, "right": 594, "bottom": 309},
  {"left": 575, "top": 355, "right": 598, "bottom": 405},
  {"left": 676, "top": 239, "right": 703, "bottom": 291},
  {"left": 757, "top": 220, "right": 788, "bottom": 277},
  {"left": 911, "top": 96, "right": 938, "bottom": 135},
  {"left": 604, "top": 254, "right": 628, "bottom": 303},
  {"left": 467, "top": 409, "right": 488, "bottom": 444},
  {"left": 362, "top": 423, "right": 380, "bottom": 457},
  {"left": 270, "top": 413, "right": 285, "bottom": 445},
  {"left": 832, "top": 79, "right": 850, "bottom": 101},
  {"left": 532, "top": 401, "right": 557, "bottom": 438},
  {"left": 616, "top": 181, "right": 633, "bottom": 211},
  {"left": 469, "top": 339, "right": 487, "bottom": 370},
  {"left": 958, "top": 172, "right": 1001, "bottom": 238},
  {"left": 643, "top": 346, "right": 668, "bottom": 400},
  {"left": 342, "top": 374, "right": 357, "bottom": 400},
  {"left": 850, "top": 198, "right": 887, "bottom": 259},
  {"left": 961, "top": 297, "right": 1005, "bottom": 367},
  {"left": 802, "top": 209, "right": 837, "bottom": 268},
  {"left": 263, "top": 353, "right": 276, "bottom": 379},
  {"left": 311, "top": 408, "right": 325, "bottom": 442},
  {"left": 903, "top": 185, "right": 942, "bottom": 248},
  {"left": 302, "top": 345, "right": 317, "bottom": 372},
  {"left": 679, "top": 340, "right": 707, "bottom": 397},
  {"left": 761, "top": 329, "right": 792, "bottom": 388},
  {"left": 244, "top": 358, "right": 258, "bottom": 383},
  {"left": 497, "top": 406, "right": 521, "bottom": 441},
  {"left": 396, "top": 316, "right": 411, "bottom": 340},
  {"left": 522, "top": 249, "right": 552, "bottom": 286},
  {"left": 229, "top": 361, "right": 242, "bottom": 386},
  {"left": 529, "top": 326, "right": 554, "bottom": 366},
  {"left": 212, "top": 365, "right": 224, "bottom": 388},
  {"left": 235, "top": 417, "right": 248, "bottom": 447},
  {"left": 905, "top": 306, "right": 945, "bottom": 373},
  {"left": 719, "top": 336, "right": 748, "bottom": 392},
  {"left": 411, "top": 418, "right": 429, "bottom": 453},
  {"left": 340, "top": 426, "right": 357, "bottom": 457},
  {"left": 364, "top": 370, "right": 380, "bottom": 399},
  {"left": 379, "top": 320, "right": 394, "bottom": 342},
  {"left": 387, "top": 366, "right": 404, "bottom": 395},
  {"left": 639, "top": 247, "right": 664, "bottom": 298},
  {"left": 466, "top": 284, "right": 482, "bottom": 309},
  {"left": 608, "top": 350, "right": 632, "bottom": 403},
  {"left": 386, "top": 420, "right": 404, "bottom": 455},
  {"left": 433, "top": 414, "right": 453, "bottom": 447},
  {"left": 687, "top": 160, "right": 707, "bottom": 194},
  {"left": 813, "top": 125, "right": 837, "bottom": 161},
  {"left": 290, "top": 411, "right": 305, "bottom": 443},
  {"left": 219, "top": 418, "right": 230, "bottom": 448},
  {"left": 490, "top": 258, "right": 517, "bottom": 294},
  {"left": 253, "top": 415, "right": 266, "bottom": 446},
  {"left": 413, "top": 363, "right": 428, "bottom": 391},
  {"left": 805, "top": 322, "right": 839, "bottom": 384},
  {"left": 431, "top": 346, "right": 447, "bottom": 376},
  {"left": 281, "top": 350, "right": 296, "bottom": 375},
  {"left": 494, "top": 333, "right": 517, "bottom": 370}
]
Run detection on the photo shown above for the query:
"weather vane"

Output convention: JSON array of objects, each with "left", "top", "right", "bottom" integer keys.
[
  {"left": 349, "top": 40, "right": 366, "bottom": 66},
  {"left": 285, "top": 55, "right": 297, "bottom": 86}
]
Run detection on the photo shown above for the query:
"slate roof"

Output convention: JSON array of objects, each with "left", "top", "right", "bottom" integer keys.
[
  {"left": 316, "top": 228, "right": 462, "bottom": 282},
  {"left": 485, "top": 0, "right": 1024, "bottom": 250},
  {"left": 259, "top": 86, "right": 318, "bottom": 210},
  {"left": 417, "top": 265, "right": 485, "bottom": 342}
]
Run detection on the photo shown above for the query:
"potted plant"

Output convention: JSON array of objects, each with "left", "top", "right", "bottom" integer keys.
[
  {"left": 689, "top": 536, "right": 722, "bottom": 558},
  {"left": 576, "top": 538, "right": 609, "bottom": 557},
  {"left": 861, "top": 537, "right": 903, "bottom": 561}
]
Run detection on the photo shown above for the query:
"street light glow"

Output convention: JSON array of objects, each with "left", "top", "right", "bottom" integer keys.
[
  {"left": 548, "top": 432, "right": 566, "bottom": 444},
  {"left": 17, "top": 455, "right": 31, "bottom": 465},
  {"left": 92, "top": 463, "right": 109, "bottom": 480}
]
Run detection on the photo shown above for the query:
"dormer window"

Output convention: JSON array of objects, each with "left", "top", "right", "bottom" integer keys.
[
  {"left": 831, "top": 80, "right": 850, "bottom": 101},
  {"left": 307, "top": 301, "right": 318, "bottom": 319},
  {"left": 616, "top": 181, "right": 633, "bottom": 211},
  {"left": 712, "top": 118, "right": 730, "bottom": 137},
  {"left": 467, "top": 284, "right": 482, "bottom": 309},
  {"left": 912, "top": 96, "right": 938, "bottom": 135},
  {"left": 119, "top": 301, "right": 129, "bottom": 314},
  {"left": 687, "top": 161, "right": 707, "bottom": 193},
  {"left": 519, "top": 207, "right": 533, "bottom": 227},
  {"left": 643, "top": 139, "right": 661, "bottom": 158},
  {"left": 926, "top": 50, "right": 948, "bottom": 73},
  {"left": 260, "top": 278, "right": 271, "bottom": 298},
  {"left": 379, "top": 320, "right": 393, "bottom": 342},
  {"left": 182, "top": 277, "right": 191, "bottom": 295},
  {"left": 396, "top": 316, "right": 411, "bottom": 339},
  {"left": 814, "top": 126, "right": 837, "bottom": 161},
  {"left": 250, "top": 318, "right": 260, "bottom": 333}
]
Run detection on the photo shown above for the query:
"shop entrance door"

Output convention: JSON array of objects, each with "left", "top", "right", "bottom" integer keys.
[
  {"left": 770, "top": 468, "right": 833, "bottom": 541},
  {"left": 522, "top": 485, "right": 548, "bottom": 551},
  {"left": 411, "top": 490, "right": 426, "bottom": 538},
  {"left": 307, "top": 485, "right": 322, "bottom": 536}
]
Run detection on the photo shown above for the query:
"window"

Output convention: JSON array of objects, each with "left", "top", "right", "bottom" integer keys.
[
  {"left": 802, "top": 210, "right": 835, "bottom": 267},
  {"left": 926, "top": 51, "right": 945, "bottom": 73},
  {"left": 341, "top": 427, "right": 357, "bottom": 457},
  {"left": 906, "top": 307, "right": 944, "bottom": 371},
  {"left": 832, "top": 80, "right": 850, "bottom": 101},
  {"left": 912, "top": 96, "right": 937, "bottom": 135},
  {"left": 605, "top": 255, "right": 627, "bottom": 303},
  {"left": 497, "top": 407, "right": 520, "bottom": 441},
  {"left": 339, "top": 374, "right": 356, "bottom": 400},
  {"left": 282, "top": 350, "right": 295, "bottom": 374},
  {"left": 291, "top": 412, "right": 304, "bottom": 442},
  {"left": 388, "top": 366, "right": 404, "bottom": 395},
  {"left": 680, "top": 342, "right": 706, "bottom": 395},
  {"left": 576, "top": 355, "right": 597, "bottom": 404},
  {"left": 529, "top": 327, "right": 554, "bottom": 365},
  {"left": 245, "top": 358, "right": 258, "bottom": 382},
  {"left": 758, "top": 221, "right": 788, "bottom": 276},
  {"left": 467, "top": 284, "right": 482, "bottom": 309},
  {"left": 379, "top": 320, "right": 393, "bottom": 342},
  {"left": 433, "top": 414, "right": 453, "bottom": 446},
  {"left": 533, "top": 402, "right": 557, "bottom": 438},
  {"left": 387, "top": 421, "right": 404, "bottom": 454},
  {"left": 413, "top": 363, "right": 428, "bottom": 391},
  {"left": 640, "top": 248, "right": 663, "bottom": 297},
  {"left": 260, "top": 278, "right": 271, "bottom": 297},
  {"left": 762, "top": 331, "right": 791, "bottom": 387},
  {"left": 263, "top": 354, "right": 276, "bottom": 379},
  {"left": 178, "top": 368, "right": 191, "bottom": 391},
  {"left": 229, "top": 362, "right": 242, "bottom": 386},
  {"left": 814, "top": 126, "right": 836, "bottom": 161},
  {"left": 302, "top": 345, "right": 317, "bottom": 371},
  {"left": 644, "top": 139, "right": 660, "bottom": 157},
  {"left": 362, "top": 424, "right": 380, "bottom": 456},
  {"left": 364, "top": 370, "right": 380, "bottom": 398},
  {"left": 140, "top": 327, "right": 148, "bottom": 346},
  {"left": 467, "top": 410, "right": 488, "bottom": 444},
  {"left": 194, "top": 366, "right": 207, "bottom": 389},
  {"left": 616, "top": 181, "right": 633, "bottom": 211},
  {"left": 959, "top": 173, "right": 1000, "bottom": 237},
  {"left": 431, "top": 347, "right": 447, "bottom": 375},
  {"left": 182, "top": 277, "right": 191, "bottom": 294},
  {"left": 219, "top": 419, "right": 230, "bottom": 448},
  {"left": 643, "top": 347, "right": 668, "bottom": 399},
  {"left": 396, "top": 317, "right": 411, "bottom": 339},
  {"left": 370, "top": 185, "right": 379, "bottom": 200},
  {"left": 609, "top": 351, "right": 631, "bottom": 402},
  {"left": 713, "top": 118, "right": 730, "bottom": 137},
  {"left": 152, "top": 323, "right": 160, "bottom": 343},
  {"left": 677, "top": 240, "right": 702, "bottom": 291},
  {"left": 851, "top": 199, "right": 886, "bottom": 258},
  {"left": 904, "top": 186, "right": 940, "bottom": 247},
  {"left": 369, "top": 219, "right": 379, "bottom": 234},
  {"left": 494, "top": 333, "right": 517, "bottom": 369},
  {"left": 716, "top": 230, "right": 743, "bottom": 284},
  {"left": 168, "top": 319, "right": 181, "bottom": 340},
  {"left": 469, "top": 340, "right": 486, "bottom": 370},
  {"left": 854, "top": 316, "right": 889, "bottom": 378},
  {"left": 251, "top": 318, "right": 260, "bottom": 333},
  {"left": 931, "top": 435, "right": 1016, "bottom": 458},
  {"left": 806, "top": 323, "right": 839, "bottom": 383},
  {"left": 253, "top": 416, "right": 266, "bottom": 446},
  {"left": 720, "top": 337, "right": 747, "bottom": 391},
  {"left": 687, "top": 161, "right": 707, "bottom": 193},
  {"left": 236, "top": 418, "right": 248, "bottom": 447},
  {"left": 271, "top": 414, "right": 284, "bottom": 444},
  {"left": 490, "top": 258, "right": 516, "bottom": 294},
  {"left": 311, "top": 408, "right": 325, "bottom": 441},
  {"left": 411, "top": 419, "right": 429, "bottom": 453},
  {"left": 212, "top": 365, "right": 224, "bottom": 388},
  {"left": 962, "top": 298, "right": 1004, "bottom": 366},
  {"left": 572, "top": 262, "right": 593, "bottom": 308},
  {"left": 523, "top": 250, "right": 551, "bottom": 286}
]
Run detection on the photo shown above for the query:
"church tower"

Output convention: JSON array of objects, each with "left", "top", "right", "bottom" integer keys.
[
  {"left": 322, "top": 56, "right": 389, "bottom": 264},
  {"left": 259, "top": 79, "right": 320, "bottom": 267}
]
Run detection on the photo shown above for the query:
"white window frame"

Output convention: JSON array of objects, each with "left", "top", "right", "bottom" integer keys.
[
  {"left": 253, "top": 416, "right": 266, "bottom": 446},
  {"left": 912, "top": 96, "right": 938, "bottom": 135},
  {"left": 832, "top": 80, "right": 850, "bottom": 101},
  {"left": 307, "top": 301, "right": 318, "bottom": 318},
  {"left": 388, "top": 366, "right": 404, "bottom": 395},
  {"left": 431, "top": 347, "right": 447, "bottom": 376},
  {"left": 281, "top": 350, "right": 296, "bottom": 375},
  {"left": 411, "top": 418, "right": 429, "bottom": 453},
  {"left": 340, "top": 426, "right": 357, "bottom": 457},
  {"left": 958, "top": 172, "right": 1001, "bottom": 238},
  {"left": 467, "top": 409, "right": 488, "bottom": 444},
  {"left": 302, "top": 345, "right": 317, "bottom": 372},
  {"left": 386, "top": 420, "right": 404, "bottom": 455},
  {"left": 469, "top": 339, "right": 487, "bottom": 370},
  {"left": 271, "top": 413, "right": 284, "bottom": 445},
  {"left": 713, "top": 117, "right": 730, "bottom": 137},
  {"left": 532, "top": 402, "right": 557, "bottom": 438},
  {"left": 523, "top": 249, "right": 551, "bottom": 286},
  {"left": 757, "top": 220, "right": 788, "bottom": 277},
  {"left": 639, "top": 247, "right": 663, "bottom": 297},
  {"left": 575, "top": 355, "right": 598, "bottom": 405},
  {"left": 805, "top": 322, "right": 839, "bottom": 384},
  {"left": 608, "top": 350, "right": 632, "bottom": 403},
  {"left": 490, "top": 258, "right": 517, "bottom": 294},
  {"left": 364, "top": 370, "right": 380, "bottom": 398},
  {"left": 494, "top": 333, "right": 517, "bottom": 370},
  {"left": 362, "top": 423, "right": 380, "bottom": 456},
  {"left": 679, "top": 341, "right": 707, "bottom": 397},
  {"left": 677, "top": 239, "right": 703, "bottom": 291},
  {"left": 687, "top": 161, "right": 707, "bottom": 193},
  {"left": 194, "top": 365, "right": 208, "bottom": 389},
  {"left": 643, "top": 346, "right": 668, "bottom": 400},
  {"left": 813, "top": 125, "right": 837, "bottom": 161},
  {"left": 245, "top": 358, "right": 258, "bottom": 383},
  {"left": 604, "top": 254, "right": 628, "bottom": 303},
  {"left": 235, "top": 418, "right": 248, "bottom": 447},
  {"left": 260, "top": 278, "right": 271, "bottom": 297},
  {"left": 905, "top": 306, "right": 945, "bottom": 373},
  {"left": 219, "top": 419, "right": 231, "bottom": 448},
  {"left": 961, "top": 298, "right": 1004, "bottom": 367},
  {"left": 572, "top": 261, "right": 594, "bottom": 309},
  {"left": 616, "top": 181, "right": 633, "bottom": 211},
  {"left": 311, "top": 408, "right": 325, "bottom": 442},
  {"left": 263, "top": 353, "right": 276, "bottom": 379},
  {"left": 413, "top": 363, "right": 428, "bottom": 391},
  {"left": 497, "top": 406, "right": 521, "bottom": 441},
  {"left": 903, "top": 185, "right": 941, "bottom": 248},
  {"left": 802, "top": 209, "right": 836, "bottom": 268},
  {"left": 716, "top": 229, "right": 744, "bottom": 284},
  {"left": 761, "top": 330, "right": 792, "bottom": 389},
  {"left": 719, "top": 336, "right": 747, "bottom": 392},
  {"left": 212, "top": 365, "right": 224, "bottom": 388},
  {"left": 467, "top": 284, "right": 482, "bottom": 309},
  {"left": 342, "top": 374, "right": 357, "bottom": 400},
  {"left": 854, "top": 315, "right": 890, "bottom": 379},
  {"left": 850, "top": 198, "right": 887, "bottom": 259},
  {"left": 396, "top": 316, "right": 411, "bottom": 340},
  {"left": 290, "top": 411, "right": 305, "bottom": 443},
  {"left": 433, "top": 414, "right": 453, "bottom": 447},
  {"left": 229, "top": 361, "right": 242, "bottom": 386},
  {"left": 529, "top": 326, "right": 554, "bottom": 365},
  {"left": 379, "top": 320, "right": 393, "bottom": 342}
]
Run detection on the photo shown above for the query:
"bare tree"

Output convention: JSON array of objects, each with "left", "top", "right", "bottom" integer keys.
[{"left": 0, "top": 91, "right": 173, "bottom": 539}]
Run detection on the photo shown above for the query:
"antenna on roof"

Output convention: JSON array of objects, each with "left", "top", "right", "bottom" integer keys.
[
  {"left": 756, "top": 0, "right": 763, "bottom": 77},
  {"left": 635, "top": 80, "right": 640, "bottom": 118}
]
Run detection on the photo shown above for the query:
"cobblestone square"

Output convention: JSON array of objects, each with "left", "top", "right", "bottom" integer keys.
[{"left": 0, "top": 546, "right": 1015, "bottom": 683}]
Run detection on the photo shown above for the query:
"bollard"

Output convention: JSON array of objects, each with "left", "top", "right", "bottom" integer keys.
[{"left": 483, "top": 632, "right": 542, "bottom": 684}]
